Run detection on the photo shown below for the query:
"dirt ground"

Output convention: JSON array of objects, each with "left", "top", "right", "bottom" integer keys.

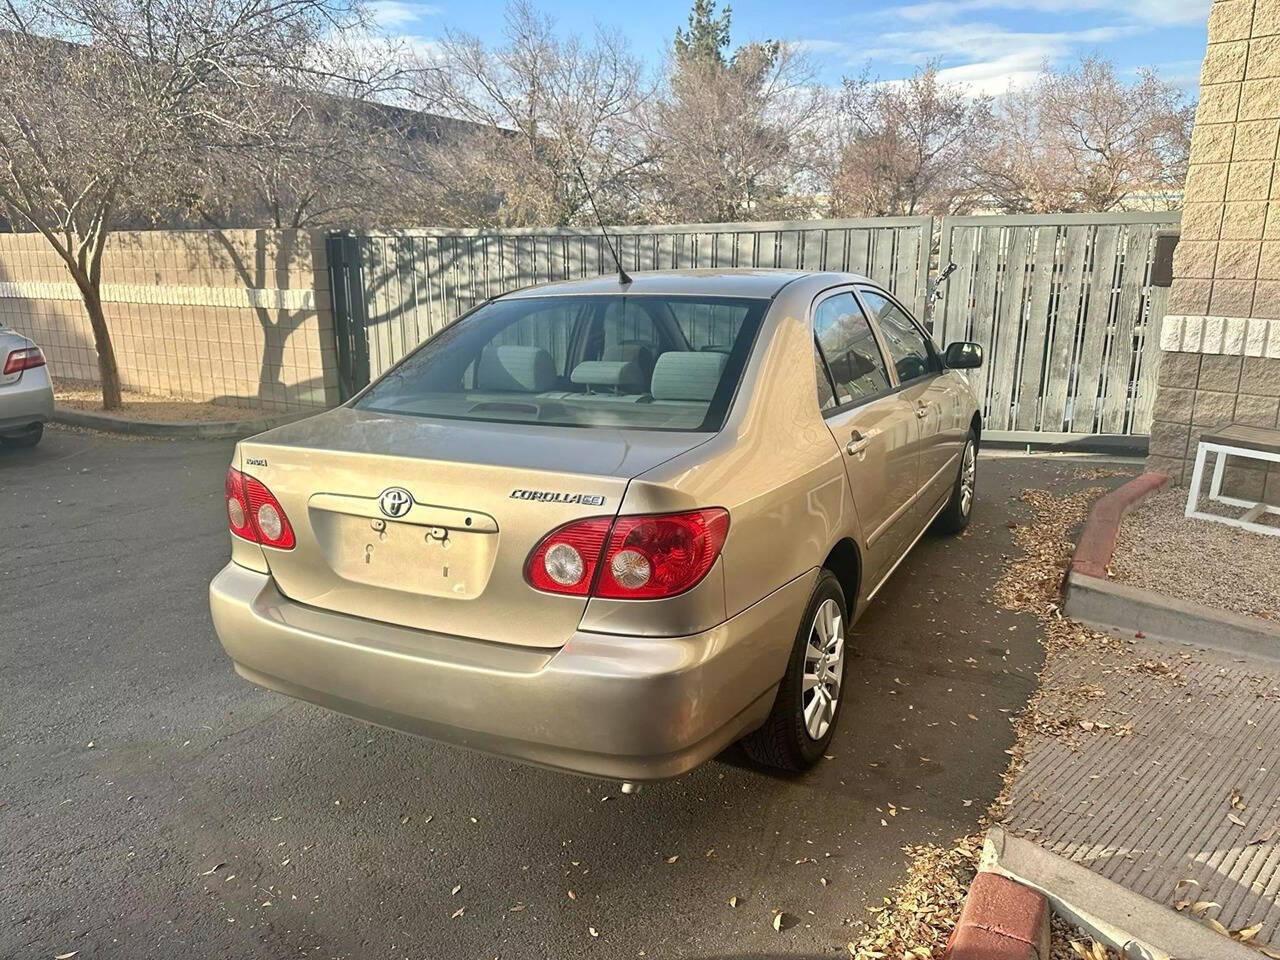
[
  {"left": 54, "top": 380, "right": 264, "bottom": 422},
  {"left": 1111, "top": 484, "right": 1280, "bottom": 622}
]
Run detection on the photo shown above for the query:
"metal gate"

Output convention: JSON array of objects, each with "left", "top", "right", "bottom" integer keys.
[
  {"left": 326, "top": 217, "right": 932, "bottom": 399},
  {"left": 935, "top": 212, "right": 1179, "bottom": 439}
]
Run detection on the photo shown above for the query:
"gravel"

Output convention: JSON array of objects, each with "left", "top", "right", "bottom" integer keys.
[{"left": 1110, "top": 485, "right": 1280, "bottom": 622}]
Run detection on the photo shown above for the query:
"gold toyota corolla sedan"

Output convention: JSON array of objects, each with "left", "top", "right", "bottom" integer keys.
[{"left": 209, "top": 270, "right": 983, "bottom": 782}]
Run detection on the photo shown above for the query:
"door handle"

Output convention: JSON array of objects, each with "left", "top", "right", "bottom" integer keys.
[
  {"left": 915, "top": 402, "right": 929, "bottom": 419},
  {"left": 845, "top": 430, "right": 870, "bottom": 457}
]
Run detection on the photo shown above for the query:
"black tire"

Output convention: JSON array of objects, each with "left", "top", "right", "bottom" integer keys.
[
  {"left": 741, "top": 569, "right": 848, "bottom": 771},
  {"left": 1, "top": 422, "right": 43, "bottom": 449},
  {"left": 934, "top": 428, "right": 977, "bottom": 535}
]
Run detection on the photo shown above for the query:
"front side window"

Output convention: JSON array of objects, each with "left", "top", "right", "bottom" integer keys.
[
  {"left": 355, "top": 295, "right": 766, "bottom": 432},
  {"left": 857, "top": 288, "right": 937, "bottom": 383},
  {"left": 813, "top": 292, "right": 892, "bottom": 406}
]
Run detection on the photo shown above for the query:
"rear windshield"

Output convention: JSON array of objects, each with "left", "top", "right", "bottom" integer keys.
[{"left": 354, "top": 295, "right": 768, "bottom": 431}]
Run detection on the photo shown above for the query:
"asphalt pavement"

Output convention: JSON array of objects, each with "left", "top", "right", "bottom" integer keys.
[{"left": 1, "top": 427, "right": 1107, "bottom": 960}]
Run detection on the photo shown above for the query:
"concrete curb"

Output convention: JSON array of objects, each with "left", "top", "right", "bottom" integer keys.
[
  {"left": 1064, "top": 571, "right": 1280, "bottom": 661},
  {"left": 1062, "top": 469, "right": 1280, "bottom": 659},
  {"left": 1069, "top": 472, "right": 1168, "bottom": 579},
  {"left": 943, "top": 869, "right": 1050, "bottom": 959},
  {"left": 53, "top": 406, "right": 313, "bottom": 440},
  {"left": 980, "top": 826, "right": 1259, "bottom": 960}
]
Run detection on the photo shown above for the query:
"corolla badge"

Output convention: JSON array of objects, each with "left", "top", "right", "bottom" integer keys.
[{"left": 378, "top": 487, "right": 414, "bottom": 518}]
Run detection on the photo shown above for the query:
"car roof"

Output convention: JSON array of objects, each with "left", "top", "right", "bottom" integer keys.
[{"left": 496, "top": 268, "right": 877, "bottom": 301}]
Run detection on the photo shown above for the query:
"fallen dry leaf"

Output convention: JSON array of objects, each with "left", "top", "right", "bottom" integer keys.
[
  {"left": 54, "top": 953, "right": 78, "bottom": 959},
  {"left": 588, "top": 926, "right": 599, "bottom": 938},
  {"left": 1249, "top": 824, "right": 1279, "bottom": 846},
  {"left": 728, "top": 896, "right": 738, "bottom": 908},
  {"left": 1228, "top": 813, "right": 1246, "bottom": 828},
  {"left": 200, "top": 863, "right": 226, "bottom": 877},
  {"left": 1233, "top": 922, "right": 1264, "bottom": 942},
  {"left": 450, "top": 907, "right": 465, "bottom": 920},
  {"left": 665, "top": 855, "right": 679, "bottom": 864}
]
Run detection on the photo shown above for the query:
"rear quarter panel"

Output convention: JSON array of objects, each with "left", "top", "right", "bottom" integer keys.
[{"left": 588, "top": 280, "right": 860, "bottom": 633}]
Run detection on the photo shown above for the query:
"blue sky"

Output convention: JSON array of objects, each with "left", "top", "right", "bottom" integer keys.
[{"left": 370, "top": 0, "right": 1212, "bottom": 96}]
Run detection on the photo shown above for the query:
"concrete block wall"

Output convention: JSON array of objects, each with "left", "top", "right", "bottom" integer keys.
[
  {"left": 0, "top": 229, "right": 340, "bottom": 411},
  {"left": 1147, "top": 0, "right": 1280, "bottom": 497}
]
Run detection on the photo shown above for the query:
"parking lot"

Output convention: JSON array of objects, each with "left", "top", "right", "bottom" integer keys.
[{"left": 1, "top": 428, "right": 1083, "bottom": 960}]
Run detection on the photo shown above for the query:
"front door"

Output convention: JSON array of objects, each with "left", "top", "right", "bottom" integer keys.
[
  {"left": 813, "top": 290, "right": 919, "bottom": 586},
  {"left": 858, "top": 287, "right": 960, "bottom": 521}
]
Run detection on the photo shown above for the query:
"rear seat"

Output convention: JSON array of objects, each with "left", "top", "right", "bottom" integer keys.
[
  {"left": 570, "top": 359, "right": 646, "bottom": 395},
  {"left": 650, "top": 351, "right": 727, "bottom": 404},
  {"left": 476, "top": 345, "right": 556, "bottom": 392}
]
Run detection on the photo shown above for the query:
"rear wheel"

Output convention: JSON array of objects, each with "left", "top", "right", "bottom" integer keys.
[
  {"left": 741, "top": 569, "right": 847, "bottom": 771},
  {"left": 934, "top": 429, "right": 977, "bottom": 535},
  {"left": 1, "top": 422, "right": 43, "bottom": 449}
]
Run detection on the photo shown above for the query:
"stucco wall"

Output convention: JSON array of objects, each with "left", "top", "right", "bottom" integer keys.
[{"left": 0, "top": 229, "right": 339, "bottom": 411}]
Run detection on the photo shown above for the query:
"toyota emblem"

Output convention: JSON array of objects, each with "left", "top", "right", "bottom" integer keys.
[{"left": 378, "top": 487, "right": 414, "bottom": 518}]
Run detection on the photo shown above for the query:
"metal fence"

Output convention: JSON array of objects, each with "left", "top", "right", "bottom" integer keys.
[
  {"left": 327, "top": 212, "right": 1179, "bottom": 440},
  {"left": 326, "top": 217, "right": 932, "bottom": 396},
  {"left": 935, "top": 212, "right": 1179, "bottom": 439}
]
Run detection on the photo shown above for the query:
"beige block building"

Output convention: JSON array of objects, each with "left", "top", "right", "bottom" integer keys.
[
  {"left": 0, "top": 229, "right": 339, "bottom": 411},
  {"left": 1148, "top": 0, "right": 1280, "bottom": 502}
]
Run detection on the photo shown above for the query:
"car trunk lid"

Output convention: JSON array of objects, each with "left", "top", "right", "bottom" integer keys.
[{"left": 238, "top": 407, "right": 710, "bottom": 648}]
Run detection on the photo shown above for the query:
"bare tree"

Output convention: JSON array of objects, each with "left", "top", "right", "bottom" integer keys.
[
  {"left": 826, "top": 62, "right": 990, "bottom": 217},
  {"left": 644, "top": 0, "right": 824, "bottom": 222},
  {"left": 415, "top": 1, "right": 651, "bottom": 227},
  {"left": 0, "top": 0, "right": 390, "bottom": 407},
  {"left": 193, "top": 29, "right": 420, "bottom": 230},
  {"left": 969, "top": 56, "right": 1193, "bottom": 213}
]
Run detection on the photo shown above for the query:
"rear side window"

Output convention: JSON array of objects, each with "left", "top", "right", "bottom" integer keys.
[
  {"left": 857, "top": 288, "right": 937, "bottom": 383},
  {"left": 813, "top": 292, "right": 892, "bottom": 405},
  {"left": 355, "top": 295, "right": 767, "bottom": 432}
]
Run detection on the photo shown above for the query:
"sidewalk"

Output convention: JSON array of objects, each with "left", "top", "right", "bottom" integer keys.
[{"left": 995, "top": 482, "right": 1280, "bottom": 955}]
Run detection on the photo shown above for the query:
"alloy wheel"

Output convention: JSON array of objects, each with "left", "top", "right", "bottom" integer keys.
[
  {"left": 801, "top": 598, "right": 844, "bottom": 740},
  {"left": 959, "top": 440, "right": 976, "bottom": 516}
]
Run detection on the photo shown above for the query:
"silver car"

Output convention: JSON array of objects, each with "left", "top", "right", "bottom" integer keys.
[{"left": 0, "top": 323, "right": 53, "bottom": 448}]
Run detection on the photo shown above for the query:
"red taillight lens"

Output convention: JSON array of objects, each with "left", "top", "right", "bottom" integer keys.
[
  {"left": 226, "top": 467, "right": 254, "bottom": 540},
  {"left": 226, "top": 467, "right": 295, "bottom": 550},
  {"left": 596, "top": 509, "right": 729, "bottom": 599},
  {"left": 3, "top": 347, "right": 45, "bottom": 375},
  {"left": 524, "top": 509, "right": 729, "bottom": 600},
  {"left": 524, "top": 516, "right": 612, "bottom": 595}
]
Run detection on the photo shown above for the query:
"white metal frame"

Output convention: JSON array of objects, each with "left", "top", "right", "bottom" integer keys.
[{"left": 1185, "top": 439, "right": 1280, "bottom": 536}]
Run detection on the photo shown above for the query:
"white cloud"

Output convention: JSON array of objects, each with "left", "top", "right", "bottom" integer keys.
[
  {"left": 368, "top": 0, "right": 441, "bottom": 30},
  {"left": 887, "top": 0, "right": 1209, "bottom": 26}
]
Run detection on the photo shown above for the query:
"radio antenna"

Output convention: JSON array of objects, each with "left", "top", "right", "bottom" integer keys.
[{"left": 575, "top": 163, "right": 631, "bottom": 286}]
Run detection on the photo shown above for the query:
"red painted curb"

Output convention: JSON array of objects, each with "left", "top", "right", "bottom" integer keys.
[
  {"left": 943, "top": 872, "right": 1049, "bottom": 960},
  {"left": 1070, "top": 472, "right": 1169, "bottom": 580}
]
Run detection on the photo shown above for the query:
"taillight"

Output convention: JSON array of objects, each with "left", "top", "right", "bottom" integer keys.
[
  {"left": 3, "top": 346, "right": 45, "bottom": 375},
  {"left": 524, "top": 509, "right": 729, "bottom": 600},
  {"left": 225, "top": 467, "right": 295, "bottom": 550},
  {"left": 524, "top": 516, "right": 613, "bottom": 595}
]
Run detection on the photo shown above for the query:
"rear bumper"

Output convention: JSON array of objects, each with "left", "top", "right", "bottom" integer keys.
[
  {"left": 209, "top": 563, "right": 814, "bottom": 780},
  {"left": 0, "top": 367, "right": 54, "bottom": 433}
]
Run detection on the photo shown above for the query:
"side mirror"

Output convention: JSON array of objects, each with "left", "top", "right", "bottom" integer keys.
[{"left": 944, "top": 341, "right": 983, "bottom": 369}]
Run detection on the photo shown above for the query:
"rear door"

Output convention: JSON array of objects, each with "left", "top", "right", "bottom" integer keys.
[
  {"left": 856, "top": 286, "right": 960, "bottom": 521},
  {"left": 812, "top": 289, "right": 918, "bottom": 586}
]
